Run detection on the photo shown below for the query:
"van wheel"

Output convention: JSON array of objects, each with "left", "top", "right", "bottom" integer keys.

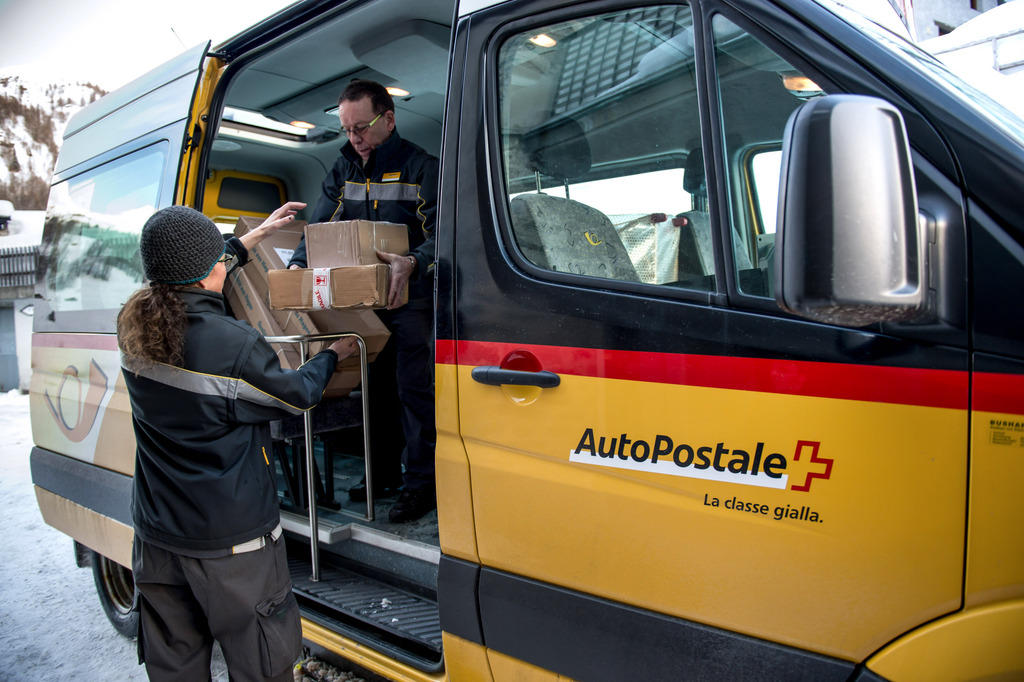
[{"left": 91, "top": 551, "right": 139, "bottom": 639}]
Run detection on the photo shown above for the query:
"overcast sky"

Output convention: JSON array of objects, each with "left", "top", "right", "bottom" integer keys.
[{"left": 0, "top": 0, "right": 296, "bottom": 91}]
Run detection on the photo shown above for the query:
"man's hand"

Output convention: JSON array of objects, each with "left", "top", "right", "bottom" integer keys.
[
  {"left": 375, "top": 249, "right": 414, "bottom": 309},
  {"left": 328, "top": 337, "right": 359, "bottom": 364},
  {"left": 237, "top": 201, "right": 307, "bottom": 251}
]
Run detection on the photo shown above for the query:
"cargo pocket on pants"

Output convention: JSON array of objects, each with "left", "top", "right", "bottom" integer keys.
[
  {"left": 134, "top": 592, "right": 146, "bottom": 665},
  {"left": 255, "top": 584, "right": 302, "bottom": 678}
]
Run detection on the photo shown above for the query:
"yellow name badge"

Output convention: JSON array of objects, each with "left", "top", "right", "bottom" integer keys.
[{"left": 382, "top": 172, "right": 401, "bottom": 182}]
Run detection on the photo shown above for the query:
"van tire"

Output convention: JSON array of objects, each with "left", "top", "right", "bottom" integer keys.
[{"left": 91, "top": 551, "right": 139, "bottom": 639}]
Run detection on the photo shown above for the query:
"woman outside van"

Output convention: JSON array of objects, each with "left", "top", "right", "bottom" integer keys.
[{"left": 117, "top": 203, "right": 356, "bottom": 681}]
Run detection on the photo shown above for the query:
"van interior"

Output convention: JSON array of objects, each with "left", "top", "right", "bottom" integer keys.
[
  {"left": 201, "top": 0, "right": 457, "bottom": 670},
  {"left": 200, "top": 0, "right": 822, "bottom": 669}
]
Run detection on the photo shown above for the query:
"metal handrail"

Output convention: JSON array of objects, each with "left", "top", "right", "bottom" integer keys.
[{"left": 265, "top": 331, "right": 372, "bottom": 582}]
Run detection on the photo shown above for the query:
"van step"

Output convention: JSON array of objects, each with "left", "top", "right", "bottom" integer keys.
[{"left": 289, "top": 556, "right": 443, "bottom": 664}]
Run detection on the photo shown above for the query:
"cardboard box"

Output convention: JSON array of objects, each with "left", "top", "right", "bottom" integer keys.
[
  {"left": 305, "top": 220, "right": 409, "bottom": 268},
  {"left": 223, "top": 268, "right": 361, "bottom": 396},
  {"left": 231, "top": 216, "right": 391, "bottom": 360},
  {"left": 233, "top": 214, "right": 305, "bottom": 277},
  {"left": 267, "top": 264, "right": 404, "bottom": 311}
]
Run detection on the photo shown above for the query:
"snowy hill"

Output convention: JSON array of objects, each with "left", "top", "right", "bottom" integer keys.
[{"left": 0, "top": 73, "right": 105, "bottom": 210}]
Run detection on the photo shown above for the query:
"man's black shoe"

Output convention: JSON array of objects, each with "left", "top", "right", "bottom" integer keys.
[
  {"left": 388, "top": 487, "right": 436, "bottom": 523},
  {"left": 348, "top": 479, "right": 399, "bottom": 503}
]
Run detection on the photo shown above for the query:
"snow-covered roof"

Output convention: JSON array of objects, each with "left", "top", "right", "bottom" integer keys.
[
  {"left": 0, "top": 210, "right": 45, "bottom": 249},
  {"left": 921, "top": 1, "right": 1024, "bottom": 54},
  {"left": 918, "top": 2, "right": 1024, "bottom": 120}
]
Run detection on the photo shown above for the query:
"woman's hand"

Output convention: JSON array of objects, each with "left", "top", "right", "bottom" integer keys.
[
  {"left": 237, "top": 201, "right": 307, "bottom": 250},
  {"left": 328, "top": 337, "right": 359, "bottom": 364}
]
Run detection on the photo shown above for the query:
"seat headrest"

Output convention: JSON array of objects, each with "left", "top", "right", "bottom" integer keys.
[{"left": 522, "top": 118, "right": 591, "bottom": 180}]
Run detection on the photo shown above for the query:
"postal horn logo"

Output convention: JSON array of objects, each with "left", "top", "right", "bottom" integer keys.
[
  {"left": 569, "top": 428, "right": 833, "bottom": 492},
  {"left": 44, "top": 359, "right": 109, "bottom": 443}
]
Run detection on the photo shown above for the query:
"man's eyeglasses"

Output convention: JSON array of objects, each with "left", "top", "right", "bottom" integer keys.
[
  {"left": 342, "top": 112, "right": 383, "bottom": 138},
  {"left": 217, "top": 252, "right": 236, "bottom": 265}
]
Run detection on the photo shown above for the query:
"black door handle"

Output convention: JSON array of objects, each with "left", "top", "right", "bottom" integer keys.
[{"left": 471, "top": 366, "right": 561, "bottom": 388}]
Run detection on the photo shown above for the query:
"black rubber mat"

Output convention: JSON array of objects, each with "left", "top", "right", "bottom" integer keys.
[{"left": 289, "top": 556, "right": 443, "bottom": 657}]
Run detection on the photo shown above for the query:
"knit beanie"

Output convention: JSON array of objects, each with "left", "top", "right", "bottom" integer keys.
[{"left": 139, "top": 206, "right": 225, "bottom": 284}]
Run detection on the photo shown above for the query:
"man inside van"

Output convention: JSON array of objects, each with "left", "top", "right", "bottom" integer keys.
[{"left": 288, "top": 79, "right": 438, "bottom": 523}]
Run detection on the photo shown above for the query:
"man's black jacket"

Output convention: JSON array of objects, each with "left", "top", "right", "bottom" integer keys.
[
  {"left": 288, "top": 130, "right": 438, "bottom": 302},
  {"left": 122, "top": 254, "right": 338, "bottom": 552}
]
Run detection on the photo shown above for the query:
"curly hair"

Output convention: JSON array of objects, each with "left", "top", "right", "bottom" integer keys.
[{"left": 117, "top": 284, "right": 192, "bottom": 367}]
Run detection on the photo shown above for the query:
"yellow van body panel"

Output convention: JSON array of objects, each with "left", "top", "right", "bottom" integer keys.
[
  {"left": 176, "top": 56, "right": 226, "bottom": 207},
  {"left": 301, "top": 619, "right": 445, "bottom": 682},
  {"left": 867, "top": 599, "right": 1024, "bottom": 681},
  {"left": 966, "top": 409, "right": 1024, "bottom": 608},
  {"left": 35, "top": 486, "right": 133, "bottom": 568},
  {"left": 456, "top": 365, "right": 966, "bottom": 661},
  {"left": 30, "top": 334, "right": 135, "bottom": 475},
  {"left": 486, "top": 647, "right": 571, "bottom": 681},
  {"left": 436, "top": 362, "right": 480, "bottom": 562},
  {"left": 440, "top": 633, "right": 491, "bottom": 681}
]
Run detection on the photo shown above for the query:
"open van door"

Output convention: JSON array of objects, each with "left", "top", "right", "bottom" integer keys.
[{"left": 30, "top": 42, "right": 216, "bottom": 627}]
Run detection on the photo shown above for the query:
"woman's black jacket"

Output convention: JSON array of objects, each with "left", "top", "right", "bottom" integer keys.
[{"left": 122, "top": 241, "right": 338, "bottom": 552}]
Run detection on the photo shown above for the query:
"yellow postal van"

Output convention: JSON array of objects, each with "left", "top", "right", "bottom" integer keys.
[{"left": 30, "top": 0, "right": 1024, "bottom": 679}]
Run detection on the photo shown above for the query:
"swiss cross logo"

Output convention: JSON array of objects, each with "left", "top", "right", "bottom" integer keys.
[{"left": 788, "top": 440, "right": 833, "bottom": 492}]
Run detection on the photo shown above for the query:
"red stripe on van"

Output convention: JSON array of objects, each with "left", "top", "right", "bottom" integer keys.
[
  {"left": 436, "top": 338, "right": 457, "bottom": 365},
  {"left": 973, "top": 372, "right": 1024, "bottom": 415},
  {"left": 438, "top": 339, "right": 968, "bottom": 410},
  {"left": 33, "top": 333, "right": 120, "bottom": 351}
]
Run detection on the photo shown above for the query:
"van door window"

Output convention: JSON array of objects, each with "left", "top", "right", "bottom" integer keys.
[
  {"left": 710, "top": 14, "right": 828, "bottom": 298},
  {"left": 497, "top": 5, "right": 714, "bottom": 290},
  {"left": 41, "top": 144, "right": 167, "bottom": 312},
  {"left": 750, "top": 148, "right": 781, "bottom": 236}
]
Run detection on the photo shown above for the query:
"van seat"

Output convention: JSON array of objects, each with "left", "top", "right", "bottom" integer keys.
[
  {"left": 675, "top": 210, "right": 716, "bottom": 282},
  {"left": 510, "top": 193, "right": 639, "bottom": 281},
  {"left": 756, "top": 232, "right": 776, "bottom": 295}
]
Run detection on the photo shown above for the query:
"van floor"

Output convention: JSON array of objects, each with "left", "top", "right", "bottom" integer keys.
[
  {"left": 275, "top": 441, "right": 440, "bottom": 547},
  {"left": 322, "top": 450, "right": 440, "bottom": 546},
  {"left": 272, "top": 395, "right": 440, "bottom": 546}
]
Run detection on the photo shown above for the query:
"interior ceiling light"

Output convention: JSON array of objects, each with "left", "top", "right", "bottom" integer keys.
[
  {"left": 529, "top": 33, "right": 557, "bottom": 48},
  {"left": 386, "top": 86, "right": 410, "bottom": 97},
  {"left": 781, "top": 74, "right": 823, "bottom": 97},
  {"left": 289, "top": 120, "right": 316, "bottom": 129}
]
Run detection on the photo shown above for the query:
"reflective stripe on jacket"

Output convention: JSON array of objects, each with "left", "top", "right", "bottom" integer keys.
[
  {"left": 123, "top": 248, "right": 338, "bottom": 552},
  {"left": 289, "top": 130, "right": 439, "bottom": 301}
]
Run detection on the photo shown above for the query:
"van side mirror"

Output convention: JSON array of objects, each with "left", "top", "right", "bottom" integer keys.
[{"left": 774, "top": 95, "right": 927, "bottom": 326}]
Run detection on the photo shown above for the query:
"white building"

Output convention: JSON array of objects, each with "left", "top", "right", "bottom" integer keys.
[
  {"left": 919, "top": 1, "right": 1024, "bottom": 117},
  {"left": 913, "top": 0, "right": 1013, "bottom": 40},
  {"left": 0, "top": 210, "right": 44, "bottom": 392}
]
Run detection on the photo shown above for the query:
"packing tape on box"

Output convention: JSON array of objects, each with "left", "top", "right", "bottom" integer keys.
[{"left": 312, "top": 267, "right": 331, "bottom": 310}]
